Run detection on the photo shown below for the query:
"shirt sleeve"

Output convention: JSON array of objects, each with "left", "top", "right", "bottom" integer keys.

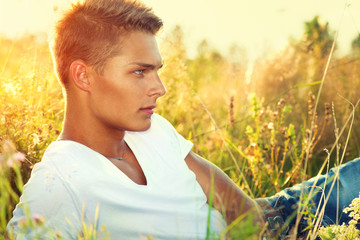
[{"left": 7, "top": 161, "right": 81, "bottom": 239}]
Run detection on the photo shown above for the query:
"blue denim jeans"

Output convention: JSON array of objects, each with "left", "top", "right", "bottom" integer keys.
[{"left": 264, "top": 157, "right": 360, "bottom": 236}]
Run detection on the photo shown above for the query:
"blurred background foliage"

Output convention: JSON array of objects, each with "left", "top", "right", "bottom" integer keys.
[{"left": 1, "top": 16, "right": 360, "bottom": 235}]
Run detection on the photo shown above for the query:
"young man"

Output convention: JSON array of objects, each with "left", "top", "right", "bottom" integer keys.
[
  {"left": 8, "top": 0, "right": 360, "bottom": 239},
  {"left": 8, "top": 0, "right": 264, "bottom": 239}
]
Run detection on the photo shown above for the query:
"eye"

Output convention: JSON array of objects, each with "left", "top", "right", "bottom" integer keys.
[{"left": 134, "top": 69, "right": 144, "bottom": 75}]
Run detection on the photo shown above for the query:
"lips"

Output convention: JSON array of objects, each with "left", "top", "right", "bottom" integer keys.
[{"left": 140, "top": 106, "right": 155, "bottom": 114}]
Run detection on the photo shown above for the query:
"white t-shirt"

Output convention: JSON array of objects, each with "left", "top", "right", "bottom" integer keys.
[{"left": 8, "top": 114, "right": 226, "bottom": 239}]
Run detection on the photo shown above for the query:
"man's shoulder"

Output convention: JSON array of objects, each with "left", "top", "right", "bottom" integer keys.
[
  {"left": 45, "top": 140, "right": 89, "bottom": 154},
  {"left": 27, "top": 140, "right": 101, "bottom": 197},
  {"left": 33, "top": 140, "right": 101, "bottom": 181},
  {"left": 43, "top": 140, "right": 97, "bottom": 163}
]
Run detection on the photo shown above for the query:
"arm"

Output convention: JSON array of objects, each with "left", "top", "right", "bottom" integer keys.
[{"left": 185, "top": 151, "right": 265, "bottom": 227}]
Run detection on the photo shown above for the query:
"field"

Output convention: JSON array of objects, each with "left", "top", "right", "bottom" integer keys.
[{"left": 1, "top": 17, "right": 360, "bottom": 239}]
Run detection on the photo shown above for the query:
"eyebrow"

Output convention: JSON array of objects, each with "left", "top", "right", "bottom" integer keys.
[{"left": 129, "top": 62, "right": 163, "bottom": 70}]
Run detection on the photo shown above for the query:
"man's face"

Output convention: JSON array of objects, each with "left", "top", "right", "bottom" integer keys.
[{"left": 87, "top": 31, "right": 166, "bottom": 132}]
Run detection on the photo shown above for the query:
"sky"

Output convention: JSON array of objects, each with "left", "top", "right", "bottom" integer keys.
[{"left": 0, "top": 0, "right": 359, "bottom": 60}]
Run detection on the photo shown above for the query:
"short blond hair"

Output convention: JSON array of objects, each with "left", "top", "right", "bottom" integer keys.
[{"left": 52, "top": 0, "right": 163, "bottom": 87}]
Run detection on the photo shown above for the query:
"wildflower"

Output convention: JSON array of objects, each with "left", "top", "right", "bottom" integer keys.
[
  {"left": 32, "top": 214, "right": 46, "bottom": 226},
  {"left": 32, "top": 133, "right": 40, "bottom": 145},
  {"left": 277, "top": 98, "right": 285, "bottom": 108},
  {"left": 349, "top": 220, "right": 358, "bottom": 226},
  {"left": 6, "top": 152, "right": 26, "bottom": 168},
  {"left": 324, "top": 102, "right": 331, "bottom": 124},
  {"left": 17, "top": 218, "right": 27, "bottom": 229},
  {"left": 319, "top": 193, "right": 360, "bottom": 239},
  {"left": 55, "top": 231, "right": 62, "bottom": 238},
  {"left": 308, "top": 92, "right": 315, "bottom": 113},
  {"left": 277, "top": 98, "right": 285, "bottom": 116},
  {"left": 229, "top": 96, "right": 234, "bottom": 127},
  {"left": 306, "top": 129, "right": 312, "bottom": 138},
  {"left": 344, "top": 193, "right": 360, "bottom": 222},
  {"left": 318, "top": 223, "right": 360, "bottom": 240},
  {"left": 281, "top": 127, "right": 288, "bottom": 140},
  {"left": 273, "top": 111, "right": 278, "bottom": 118}
]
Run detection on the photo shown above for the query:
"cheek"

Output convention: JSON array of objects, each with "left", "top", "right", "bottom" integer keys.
[
  {"left": 93, "top": 76, "right": 124, "bottom": 100},
  {"left": 91, "top": 74, "right": 145, "bottom": 111},
  {"left": 91, "top": 86, "right": 137, "bottom": 118},
  {"left": 90, "top": 80, "right": 121, "bottom": 111}
]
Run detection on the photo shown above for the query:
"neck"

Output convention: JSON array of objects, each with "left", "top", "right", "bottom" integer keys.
[{"left": 59, "top": 102, "right": 126, "bottom": 157}]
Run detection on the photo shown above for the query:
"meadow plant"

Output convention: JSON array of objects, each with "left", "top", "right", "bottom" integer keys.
[
  {"left": 0, "top": 141, "right": 25, "bottom": 236},
  {"left": 224, "top": 92, "right": 330, "bottom": 198},
  {"left": 223, "top": 213, "right": 259, "bottom": 240},
  {"left": 318, "top": 193, "right": 360, "bottom": 240},
  {"left": 1, "top": 15, "right": 360, "bottom": 238}
]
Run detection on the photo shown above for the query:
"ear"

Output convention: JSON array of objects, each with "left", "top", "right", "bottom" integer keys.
[{"left": 69, "top": 60, "right": 91, "bottom": 92}]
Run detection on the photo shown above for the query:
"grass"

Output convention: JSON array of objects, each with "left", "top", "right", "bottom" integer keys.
[{"left": 1, "top": 19, "right": 360, "bottom": 239}]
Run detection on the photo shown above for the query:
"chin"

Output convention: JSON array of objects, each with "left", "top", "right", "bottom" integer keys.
[
  {"left": 136, "top": 125, "right": 151, "bottom": 132},
  {"left": 129, "top": 120, "right": 152, "bottom": 132}
]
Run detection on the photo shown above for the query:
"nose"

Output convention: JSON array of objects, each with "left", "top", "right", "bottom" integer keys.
[{"left": 148, "top": 73, "right": 166, "bottom": 98}]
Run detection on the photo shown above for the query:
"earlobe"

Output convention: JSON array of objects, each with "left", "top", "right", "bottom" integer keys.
[{"left": 70, "top": 60, "right": 90, "bottom": 92}]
